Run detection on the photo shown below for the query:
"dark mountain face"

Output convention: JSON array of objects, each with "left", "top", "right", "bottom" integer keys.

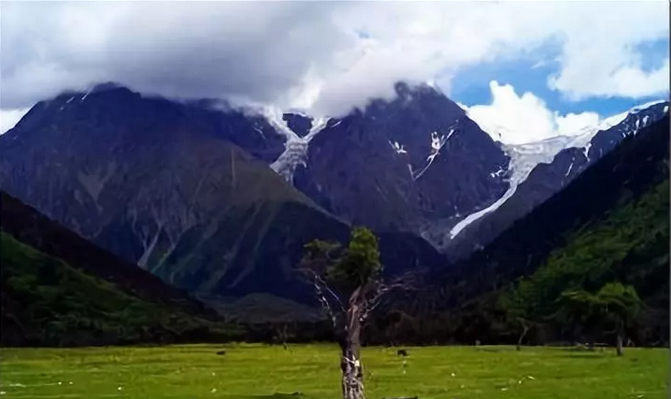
[
  {"left": 292, "top": 82, "right": 510, "bottom": 233},
  {"left": 443, "top": 101, "right": 669, "bottom": 260},
  {"left": 283, "top": 113, "right": 313, "bottom": 137},
  {"left": 589, "top": 102, "right": 669, "bottom": 158},
  {"left": 0, "top": 84, "right": 446, "bottom": 304},
  {"left": 0, "top": 190, "right": 215, "bottom": 316}
]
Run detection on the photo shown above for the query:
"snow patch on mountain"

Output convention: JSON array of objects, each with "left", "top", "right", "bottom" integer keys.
[
  {"left": 630, "top": 99, "right": 667, "bottom": 114},
  {"left": 448, "top": 100, "right": 666, "bottom": 239},
  {"left": 412, "top": 128, "right": 455, "bottom": 180},
  {"left": 583, "top": 142, "right": 592, "bottom": 162},
  {"left": 389, "top": 140, "right": 408, "bottom": 154},
  {"left": 266, "top": 107, "right": 329, "bottom": 183},
  {"left": 448, "top": 134, "right": 573, "bottom": 238},
  {"left": 565, "top": 162, "right": 573, "bottom": 176},
  {"left": 490, "top": 167, "right": 505, "bottom": 178}
]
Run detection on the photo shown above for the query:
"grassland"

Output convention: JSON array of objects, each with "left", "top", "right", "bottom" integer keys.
[{"left": 0, "top": 344, "right": 667, "bottom": 399}]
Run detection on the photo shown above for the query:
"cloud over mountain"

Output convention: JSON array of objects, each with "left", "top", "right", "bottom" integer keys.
[
  {"left": 462, "top": 81, "right": 601, "bottom": 144},
  {"left": 1, "top": 1, "right": 668, "bottom": 120}
]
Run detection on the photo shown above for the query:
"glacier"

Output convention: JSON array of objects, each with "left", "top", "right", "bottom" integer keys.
[
  {"left": 266, "top": 107, "right": 330, "bottom": 183},
  {"left": 448, "top": 100, "right": 666, "bottom": 239}
]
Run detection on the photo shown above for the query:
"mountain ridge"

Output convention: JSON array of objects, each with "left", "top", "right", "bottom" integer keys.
[
  {"left": 439, "top": 100, "right": 669, "bottom": 259},
  {"left": 0, "top": 84, "right": 447, "bottom": 306}
]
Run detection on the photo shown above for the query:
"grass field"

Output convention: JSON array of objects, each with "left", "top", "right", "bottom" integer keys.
[{"left": 0, "top": 344, "right": 667, "bottom": 399}]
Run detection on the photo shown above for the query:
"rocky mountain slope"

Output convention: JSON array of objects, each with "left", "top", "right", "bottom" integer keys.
[
  {"left": 0, "top": 84, "right": 445, "bottom": 304},
  {"left": 438, "top": 114, "right": 669, "bottom": 307},
  {"left": 440, "top": 100, "right": 669, "bottom": 259},
  {"left": 270, "top": 83, "right": 511, "bottom": 236}
]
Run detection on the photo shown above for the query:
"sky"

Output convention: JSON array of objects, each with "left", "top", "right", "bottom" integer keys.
[{"left": 1, "top": 1, "right": 669, "bottom": 144}]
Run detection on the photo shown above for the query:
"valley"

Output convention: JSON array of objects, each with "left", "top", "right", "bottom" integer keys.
[
  {"left": 2, "top": 3, "right": 670, "bottom": 399},
  {"left": 0, "top": 81, "right": 668, "bottom": 343},
  {"left": 1, "top": 344, "right": 667, "bottom": 399}
]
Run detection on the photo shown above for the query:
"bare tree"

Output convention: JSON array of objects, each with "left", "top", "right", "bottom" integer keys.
[
  {"left": 273, "top": 323, "right": 291, "bottom": 350},
  {"left": 300, "top": 227, "right": 415, "bottom": 399}
]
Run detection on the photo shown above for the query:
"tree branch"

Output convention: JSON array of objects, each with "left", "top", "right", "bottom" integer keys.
[
  {"left": 360, "top": 271, "right": 420, "bottom": 322},
  {"left": 315, "top": 274, "right": 346, "bottom": 314},
  {"left": 305, "top": 270, "right": 347, "bottom": 330},
  {"left": 314, "top": 277, "right": 338, "bottom": 328}
]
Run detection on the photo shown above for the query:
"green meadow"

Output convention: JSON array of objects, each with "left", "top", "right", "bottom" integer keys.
[{"left": 0, "top": 344, "right": 667, "bottom": 399}]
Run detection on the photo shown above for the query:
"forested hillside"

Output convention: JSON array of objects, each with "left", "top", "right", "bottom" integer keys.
[
  {"left": 366, "top": 115, "right": 669, "bottom": 346},
  {"left": 443, "top": 115, "right": 669, "bottom": 304}
]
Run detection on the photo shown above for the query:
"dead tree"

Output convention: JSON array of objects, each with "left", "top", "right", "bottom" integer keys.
[
  {"left": 300, "top": 227, "right": 416, "bottom": 399},
  {"left": 272, "top": 323, "right": 291, "bottom": 350},
  {"left": 516, "top": 318, "right": 530, "bottom": 351}
]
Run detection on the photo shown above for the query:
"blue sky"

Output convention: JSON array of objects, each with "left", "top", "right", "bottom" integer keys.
[{"left": 450, "top": 37, "right": 669, "bottom": 118}]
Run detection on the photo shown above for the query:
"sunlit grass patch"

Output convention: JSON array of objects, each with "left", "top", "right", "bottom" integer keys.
[{"left": 0, "top": 344, "right": 667, "bottom": 399}]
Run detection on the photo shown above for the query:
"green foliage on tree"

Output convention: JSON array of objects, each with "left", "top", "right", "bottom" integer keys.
[
  {"left": 302, "top": 226, "right": 382, "bottom": 296},
  {"left": 499, "top": 281, "right": 536, "bottom": 349},
  {"left": 329, "top": 227, "right": 382, "bottom": 290},
  {"left": 498, "top": 179, "right": 668, "bottom": 348},
  {"left": 558, "top": 282, "right": 641, "bottom": 355}
]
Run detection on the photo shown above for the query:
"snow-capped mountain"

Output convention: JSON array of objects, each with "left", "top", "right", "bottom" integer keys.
[
  {"left": 0, "top": 83, "right": 446, "bottom": 304},
  {"left": 262, "top": 82, "right": 511, "bottom": 235},
  {"left": 441, "top": 99, "right": 669, "bottom": 259},
  {"left": 252, "top": 83, "right": 667, "bottom": 260},
  {"left": 4, "top": 79, "right": 666, "bottom": 278}
]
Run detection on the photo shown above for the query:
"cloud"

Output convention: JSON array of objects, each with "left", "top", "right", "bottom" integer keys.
[
  {"left": 462, "top": 81, "right": 601, "bottom": 145},
  {"left": 0, "top": 108, "right": 30, "bottom": 135},
  {"left": 1, "top": 2, "right": 669, "bottom": 118}
]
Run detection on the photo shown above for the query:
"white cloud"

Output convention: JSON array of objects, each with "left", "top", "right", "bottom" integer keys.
[
  {"left": 555, "top": 112, "right": 602, "bottom": 138},
  {"left": 0, "top": 108, "right": 30, "bottom": 135},
  {"left": 462, "top": 81, "right": 601, "bottom": 145},
  {"left": 0, "top": 2, "right": 668, "bottom": 118}
]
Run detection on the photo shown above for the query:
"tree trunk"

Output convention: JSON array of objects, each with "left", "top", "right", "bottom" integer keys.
[
  {"left": 340, "top": 288, "right": 365, "bottom": 399},
  {"left": 616, "top": 322, "right": 624, "bottom": 356},
  {"left": 516, "top": 324, "right": 529, "bottom": 351},
  {"left": 341, "top": 345, "right": 364, "bottom": 399}
]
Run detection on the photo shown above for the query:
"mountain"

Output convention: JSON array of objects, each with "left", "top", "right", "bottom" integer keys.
[
  {"left": 373, "top": 114, "right": 669, "bottom": 346},
  {"left": 441, "top": 100, "right": 669, "bottom": 260},
  {"left": 272, "top": 82, "right": 511, "bottom": 236},
  {"left": 265, "top": 83, "right": 667, "bottom": 262},
  {"left": 1, "top": 191, "right": 242, "bottom": 346},
  {"left": 0, "top": 83, "right": 445, "bottom": 305},
  {"left": 438, "top": 113, "right": 669, "bottom": 308}
]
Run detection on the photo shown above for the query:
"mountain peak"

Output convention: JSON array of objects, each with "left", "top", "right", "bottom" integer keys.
[{"left": 90, "top": 81, "right": 131, "bottom": 93}]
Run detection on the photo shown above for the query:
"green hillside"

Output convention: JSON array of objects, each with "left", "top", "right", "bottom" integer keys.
[
  {"left": 503, "top": 178, "right": 669, "bottom": 345},
  {"left": 1, "top": 232, "right": 242, "bottom": 347}
]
